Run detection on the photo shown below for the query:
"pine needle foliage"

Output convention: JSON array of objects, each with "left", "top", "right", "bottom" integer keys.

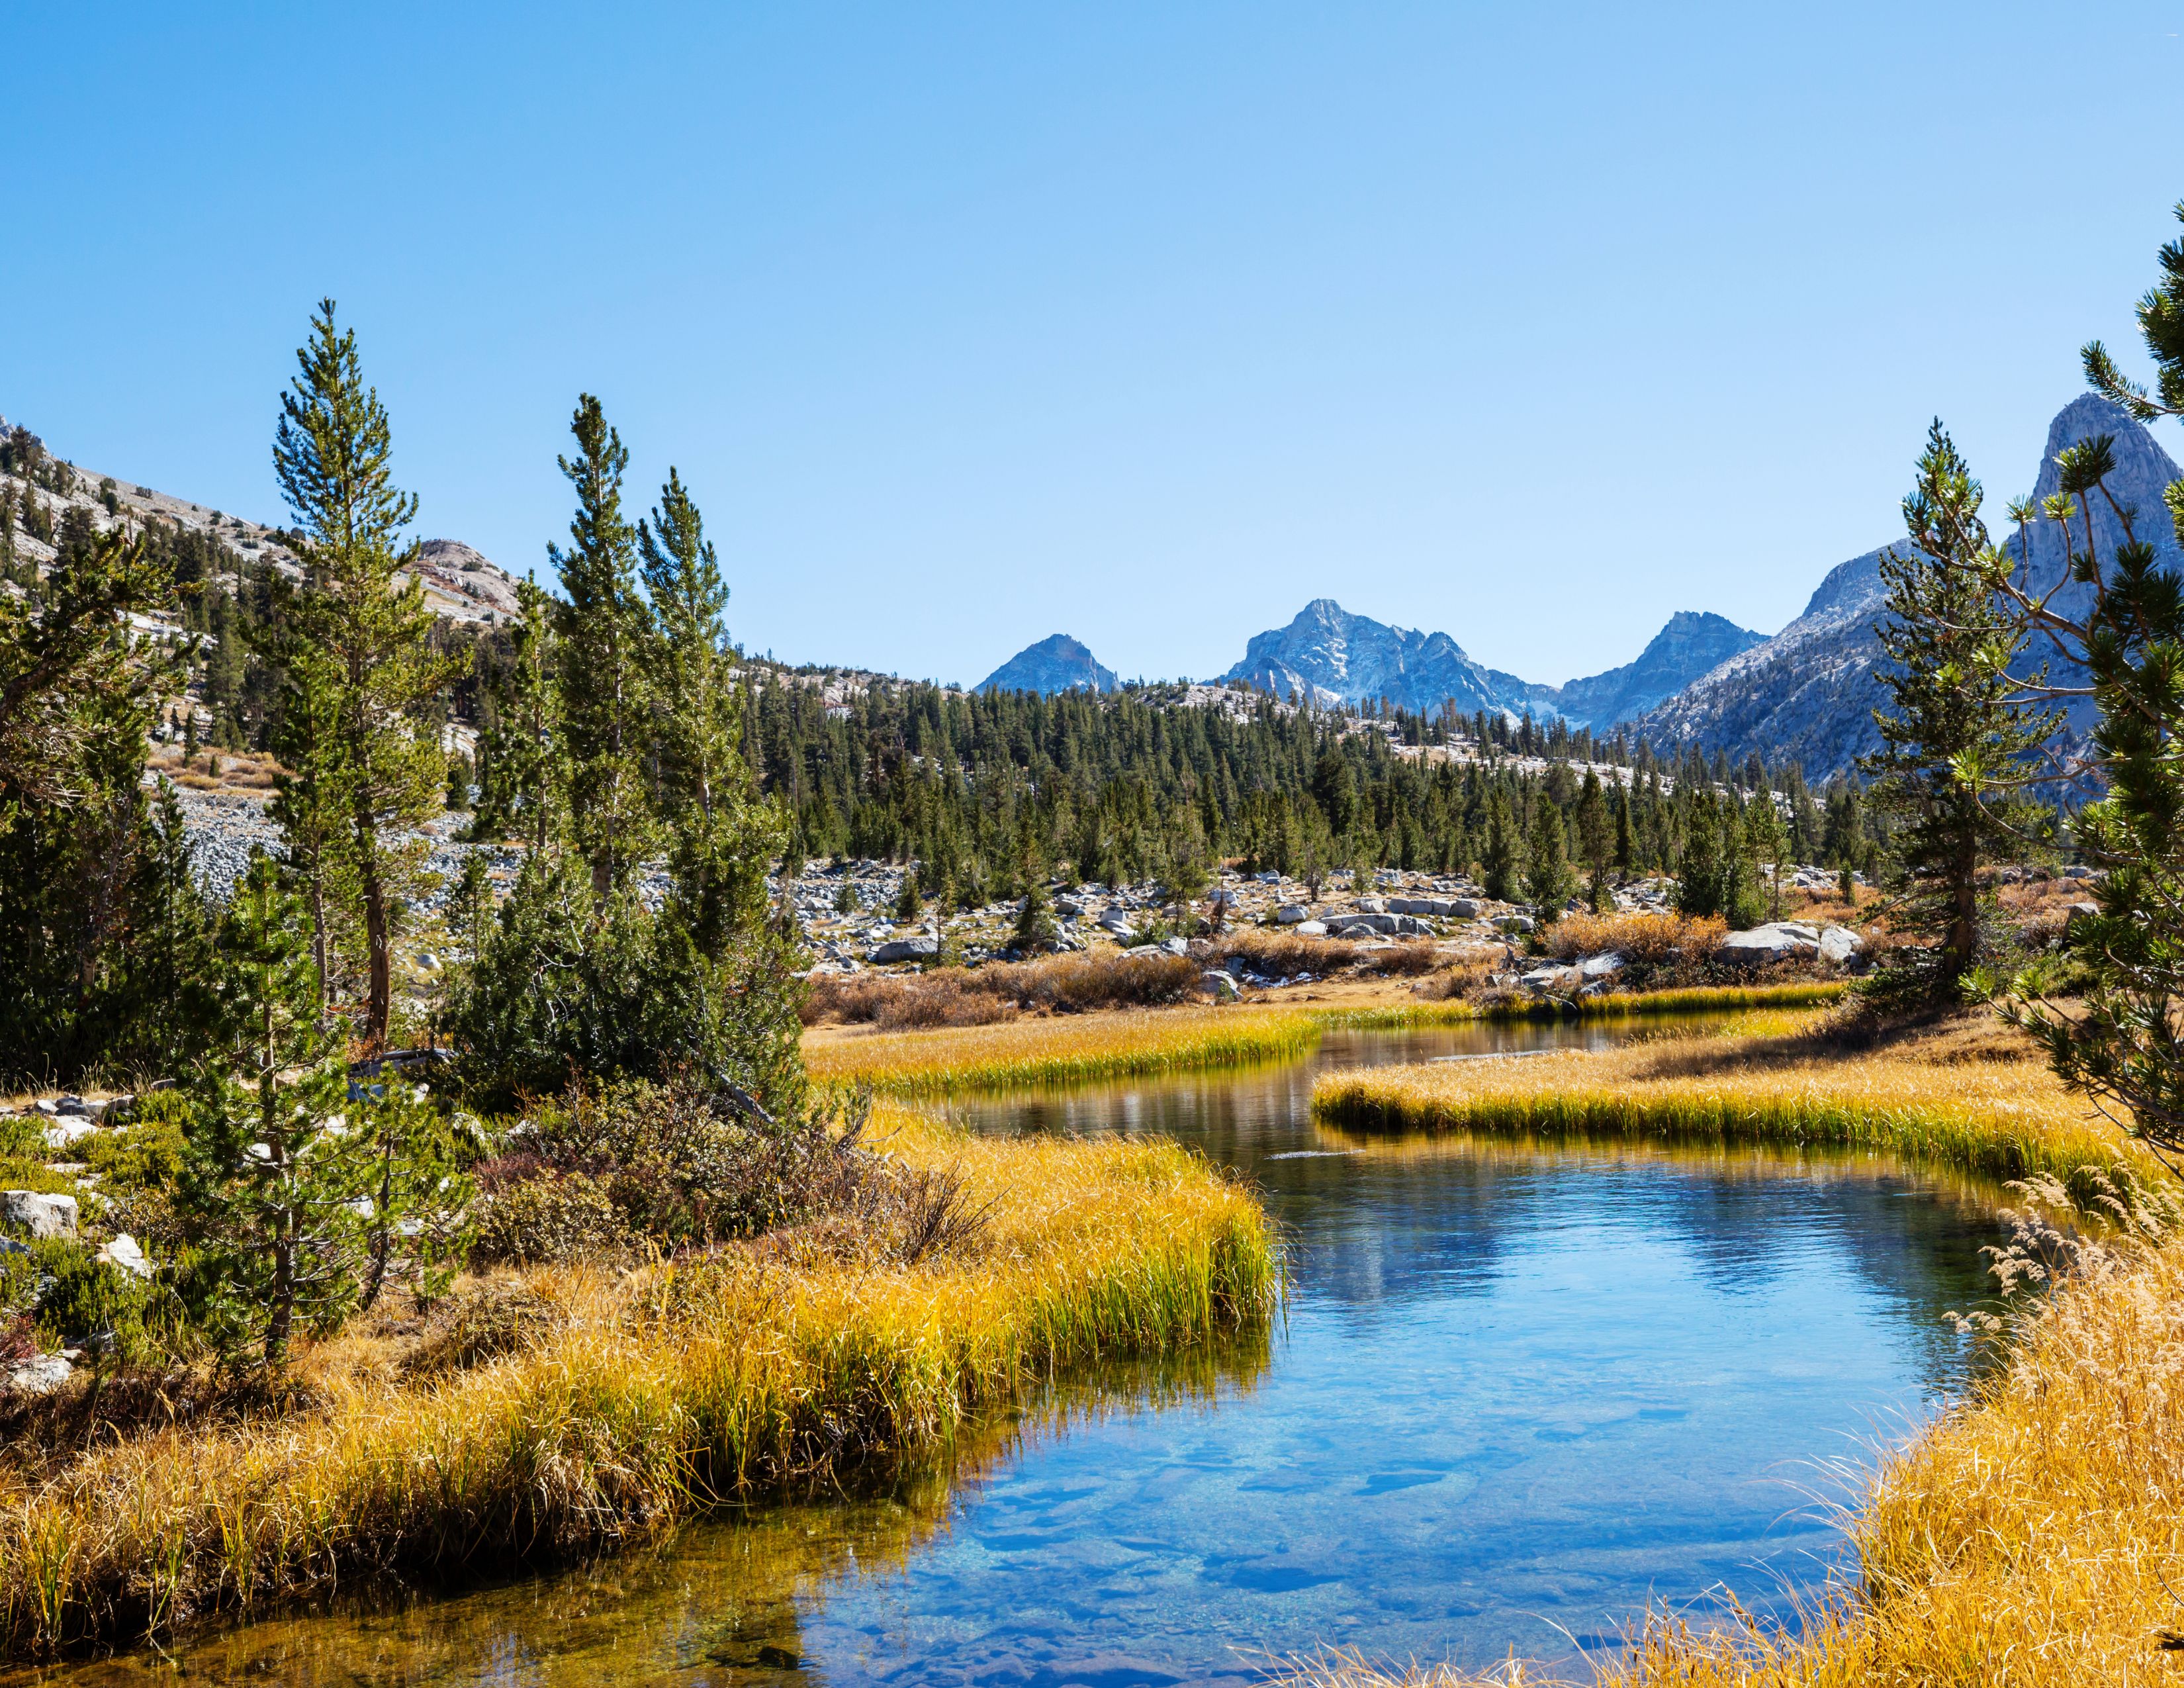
[
  {"left": 1860, "top": 421, "right": 2055, "bottom": 1010},
  {"left": 551, "top": 397, "right": 656, "bottom": 896},
  {"left": 272, "top": 301, "right": 464, "bottom": 1047},
  {"left": 1997, "top": 207, "right": 2184, "bottom": 1157}
]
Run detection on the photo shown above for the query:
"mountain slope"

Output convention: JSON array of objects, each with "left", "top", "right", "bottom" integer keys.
[
  {"left": 1520, "top": 610, "right": 1764, "bottom": 729},
  {"left": 1220, "top": 596, "right": 1756, "bottom": 729},
  {"left": 1, "top": 409, "right": 522, "bottom": 627},
  {"left": 977, "top": 633, "right": 1118, "bottom": 695},
  {"left": 1633, "top": 394, "right": 2184, "bottom": 778},
  {"left": 1220, "top": 598, "right": 1531, "bottom": 715}
]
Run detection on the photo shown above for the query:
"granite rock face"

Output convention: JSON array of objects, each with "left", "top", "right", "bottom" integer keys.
[
  {"left": 1222, "top": 598, "right": 1527, "bottom": 714},
  {"left": 1635, "top": 395, "right": 2184, "bottom": 780},
  {"left": 1519, "top": 611, "right": 1765, "bottom": 729},
  {"left": 978, "top": 635, "right": 1119, "bottom": 696},
  {"left": 1221, "top": 598, "right": 1760, "bottom": 729}
]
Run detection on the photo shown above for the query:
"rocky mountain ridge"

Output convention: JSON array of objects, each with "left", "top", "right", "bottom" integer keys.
[
  {"left": 1633, "top": 394, "right": 2184, "bottom": 778},
  {"left": 976, "top": 633, "right": 1118, "bottom": 695},
  {"left": 1214, "top": 597, "right": 1762, "bottom": 730},
  {"left": 1, "top": 409, "right": 521, "bottom": 628}
]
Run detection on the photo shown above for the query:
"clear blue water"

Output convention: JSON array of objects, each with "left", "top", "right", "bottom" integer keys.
[{"left": 23, "top": 1023, "right": 1999, "bottom": 1687}]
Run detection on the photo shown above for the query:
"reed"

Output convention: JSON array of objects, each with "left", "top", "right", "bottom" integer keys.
[
  {"left": 1311, "top": 1017, "right": 2134, "bottom": 1186},
  {"left": 808, "top": 1007, "right": 1322, "bottom": 1096},
  {"left": 0, "top": 1106, "right": 1279, "bottom": 1655}
]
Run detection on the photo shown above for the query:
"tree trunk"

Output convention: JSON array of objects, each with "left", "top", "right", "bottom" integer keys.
[{"left": 356, "top": 798, "right": 390, "bottom": 1049}]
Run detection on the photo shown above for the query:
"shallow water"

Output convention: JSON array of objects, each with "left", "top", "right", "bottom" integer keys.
[{"left": 19, "top": 1020, "right": 2003, "bottom": 1687}]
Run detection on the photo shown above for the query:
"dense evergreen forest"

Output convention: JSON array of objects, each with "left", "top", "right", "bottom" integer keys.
[{"left": 136, "top": 545, "right": 1894, "bottom": 915}]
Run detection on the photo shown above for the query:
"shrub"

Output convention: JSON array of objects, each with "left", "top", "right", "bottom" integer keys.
[
  {"left": 400, "top": 1279, "right": 565, "bottom": 1378},
  {"left": 1545, "top": 910, "right": 1727, "bottom": 964},
  {"left": 1214, "top": 931, "right": 1361, "bottom": 978},
  {"left": 23, "top": 1238, "right": 158, "bottom": 1358},
  {"left": 78, "top": 1117, "right": 185, "bottom": 1192},
  {"left": 875, "top": 975, "right": 1018, "bottom": 1030},
  {"left": 471, "top": 1078, "right": 872, "bottom": 1263},
  {"left": 469, "top": 1168, "right": 624, "bottom": 1266}
]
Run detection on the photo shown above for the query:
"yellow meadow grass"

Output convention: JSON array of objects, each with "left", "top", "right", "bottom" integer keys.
[
  {"left": 807, "top": 1006, "right": 1322, "bottom": 1096},
  {"left": 0, "top": 1105, "right": 1279, "bottom": 1655},
  {"left": 1312, "top": 1018, "right": 2132, "bottom": 1186},
  {"left": 1319, "top": 980, "right": 1849, "bottom": 1030}
]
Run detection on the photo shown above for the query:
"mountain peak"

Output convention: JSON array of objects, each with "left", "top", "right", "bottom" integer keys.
[{"left": 977, "top": 634, "right": 1118, "bottom": 696}]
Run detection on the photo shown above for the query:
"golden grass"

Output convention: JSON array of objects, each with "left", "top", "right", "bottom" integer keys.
[
  {"left": 1271, "top": 1209, "right": 2184, "bottom": 1687},
  {"left": 807, "top": 1006, "right": 1322, "bottom": 1096},
  {"left": 1321, "top": 981, "right": 1850, "bottom": 1029},
  {"left": 1312, "top": 1013, "right": 2136, "bottom": 1188},
  {"left": 0, "top": 1105, "right": 1279, "bottom": 1654}
]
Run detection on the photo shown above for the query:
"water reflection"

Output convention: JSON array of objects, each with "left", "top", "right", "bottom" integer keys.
[{"left": 13, "top": 1019, "right": 2005, "bottom": 1686}]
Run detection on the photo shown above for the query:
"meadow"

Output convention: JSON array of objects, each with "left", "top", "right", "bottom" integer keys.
[
  {"left": 805, "top": 1006, "right": 1324, "bottom": 1096},
  {"left": 806, "top": 984, "right": 1853, "bottom": 1094},
  {"left": 0, "top": 1106, "right": 1279, "bottom": 1655},
  {"left": 1311, "top": 1011, "right": 2135, "bottom": 1188}
]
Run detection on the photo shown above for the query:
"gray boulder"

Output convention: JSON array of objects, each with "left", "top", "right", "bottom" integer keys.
[
  {"left": 3, "top": 1354, "right": 71, "bottom": 1395},
  {"left": 1577, "top": 953, "right": 1625, "bottom": 978},
  {"left": 868, "top": 937, "right": 939, "bottom": 964},
  {"left": 1496, "top": 914, "right": 1537, "bottom": 935},
  {"left": 0, "top": 1191, "right": 77, "bottom": 1239},
  {"left": 1274, "top": 904, "right": 1312, "bottom": 925},
  {"left": 1323, "top": 912, "right": 1432, "bottom": 938},
  {"left": 1199, "top": 970, "right": 1242, "bottom": 1002},
  {"left": 1291, "top": 920, "right": 1329, "bottom": 937},
  {"left": 1816, "top": 925, "right": 1864, "bottom": 966},
  {"left": 98, "top": 1234, "right": 151, "bottom": 1281},
  {"left": 1718, "top": 922, "right": 1822, "bottom": 964}
]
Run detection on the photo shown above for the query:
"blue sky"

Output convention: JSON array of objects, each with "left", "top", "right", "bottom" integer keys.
[{"left": 7, "top": 3, "right": 2184, "bottom": 687}]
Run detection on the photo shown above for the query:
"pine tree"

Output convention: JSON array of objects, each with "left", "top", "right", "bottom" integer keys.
[
  {"left": 1612, "top": 784, "right": 1635, "bottom": 880},
  {"left": 183, "top": 855, "right": 361, "bottom": 1364},
  {"left": 473, "top": 575, "right": 567, "bottom": 851},
  {"left": 1860, "top": 420, "right": 2054, "bottom": 1006},
  {"left": 551, "top": 397, "right": 655, "bottom": 896},
  {"left": 1574, "top": 769, "right": 1612, "bottom": 912},
  {"left": 1481, "top": 787, "right": 1518, "bottom": 903},
  {"left": 1997, "top": 211, "right": 2184, "bottom": 1152},
  {"left": 267, "top": 643, "right": 351, "bottom": 1010},
  {"left": 638, "top": 469, "right": 776, "bottom": 957},
  {"left": 1525, "top": 802, "right": 1572, "bottom": 924},
  {"left": 273, "top": 301, "right": 463, "bottom": 1047}
]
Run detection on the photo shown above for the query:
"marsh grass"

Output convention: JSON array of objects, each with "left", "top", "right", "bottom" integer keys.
[
  {"left": 0, "top": 1106, "right": 1279, "bottom": 1655},
  {"left": 807, "top": 1008, "right": 1322, "bottom": 1096},
  {"left": 1270, "top": 1173, "right": 2184, "bottom": 1688},
  {"left": 1318, "top": 982, "right": 1848, "bottom": 1030},
  {"left": 1311, "top": 1013, "right": 2134, "bottom": 1188}
]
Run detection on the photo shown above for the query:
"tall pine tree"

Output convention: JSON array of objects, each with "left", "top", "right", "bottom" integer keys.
[
  {"left": 551, "top": 397, "right": 655, "bottom": 896},
  {"left": 273, "top": 301, "right": 463, "bottom": 1047},
  {"left": 1860, "top": 420, "right": 2052, "bottom": 1008}
]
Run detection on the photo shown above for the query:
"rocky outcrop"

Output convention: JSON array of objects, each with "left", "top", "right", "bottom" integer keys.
[{"left": 977, "top": 634, "right": 1119, "bottom": 696}]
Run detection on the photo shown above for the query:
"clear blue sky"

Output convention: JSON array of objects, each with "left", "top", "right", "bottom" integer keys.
[{"left": 7, "top": 3, "right": 2184, "bottom": 688}]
